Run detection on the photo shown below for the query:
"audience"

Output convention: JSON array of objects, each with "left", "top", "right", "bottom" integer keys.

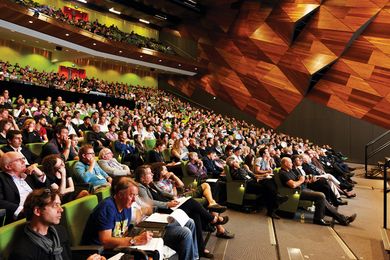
[
  {"left": 279, "top": 157, "right": 356, "bottom": 226},
  {"left": 0, "top": 71, "right": 360, "bottom": 260}
]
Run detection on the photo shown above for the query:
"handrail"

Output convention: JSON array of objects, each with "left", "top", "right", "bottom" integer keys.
[
  {"left": 365, "top": 130, "right": 390, "bottom": 176},
  {"left": 383, "top": 157, "right": 390, "bottom": 228},
  {"left": 371, "top": 142, "right": 390, "bottom": 157},
  {"left": 367, "top": 130, "right": 390, "bottom": 146}
]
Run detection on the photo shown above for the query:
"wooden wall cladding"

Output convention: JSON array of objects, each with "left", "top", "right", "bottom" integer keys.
[
  {"left": 308, "top": 1, "right": 390, "bottom": 128},
  {"left": 167, "top": 0, "right": 390, "bottom": 129}
]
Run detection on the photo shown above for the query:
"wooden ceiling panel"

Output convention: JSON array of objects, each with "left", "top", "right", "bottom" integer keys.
[{"left": 164, "top": 0, "right": 390, "bottom": 129}]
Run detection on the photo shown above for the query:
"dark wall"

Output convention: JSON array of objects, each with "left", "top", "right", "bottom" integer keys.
[
  {"left": 160, "top": 29, "right": 198, "bottom": 59},
  {"left": 277, "top": 98, "right": 389, "bottom": 163}
]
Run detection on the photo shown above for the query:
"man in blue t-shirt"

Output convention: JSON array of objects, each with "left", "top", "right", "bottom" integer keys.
[{"left": 82, "top": 176, "right": 199, "bottom": 260}]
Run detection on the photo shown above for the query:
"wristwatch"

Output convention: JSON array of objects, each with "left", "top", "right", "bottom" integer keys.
[{"left": 129, "top": 238, "right": 136, "bottom": 246}]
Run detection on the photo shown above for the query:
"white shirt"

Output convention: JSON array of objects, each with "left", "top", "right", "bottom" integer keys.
[{"left": 10, "top": 174, "right": 32, "bottom": 218}]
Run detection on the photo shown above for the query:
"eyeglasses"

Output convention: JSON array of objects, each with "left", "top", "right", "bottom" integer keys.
[{"left": 9, "top": 157, "right": 25, "bottom": 164}]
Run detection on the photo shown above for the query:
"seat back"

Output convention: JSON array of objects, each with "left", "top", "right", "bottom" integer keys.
[
  {"left": 61, "top": 195, "right": 99, "bottom": 247},
  {"left": 162, "top": 148, "right": 171, "bottom": 163},
  {"left": 0, "top": 219, "right": 27, "bottom": 259},
  {"left": 224, "top": 165, "right": 246, "bottom": 206},
  {"left": 143, "top": 139, "right": 156, "bottom": 151},
  {"left": 95, "top": 186, "right": 111, "bottom": 202},
  {"left": 65, "top": 160, "right": 79, "bottom": 179},
  {"left": 181, "top": 160, "right": 197, "bottom": 187},
  {"left": 273, "top": 168, "right": 301, "bottom": 217},
  {"left": 25, "top": 142, "right": 45, "bottom": 157}
]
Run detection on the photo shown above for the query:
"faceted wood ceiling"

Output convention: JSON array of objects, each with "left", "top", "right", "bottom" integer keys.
[{"left": 167, "top": 0, "right": 390, "bottom": 129}]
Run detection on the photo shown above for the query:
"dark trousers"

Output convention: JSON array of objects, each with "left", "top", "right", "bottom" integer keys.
[
  {"left": 307, "top": 178, "right": 338, "bottom": 205},
  {"left": 178, "top": 198, "right": 214, "bottom": 255},
  {"left": 300, "top": 189, "right": 347, "bottom": 223},
  {"left": 245, "top": 178, "right": 278, "bottom": 214}
]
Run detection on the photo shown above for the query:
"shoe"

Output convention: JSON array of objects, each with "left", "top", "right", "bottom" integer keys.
[
  {"left": 335, "top": 199, "right": 348, "bottom": 206},
  {"left": 276, "top": 194, "right": 289, "bottom": 205},
  {"left": 346, "top": 213, "right": 357, "bottom": 225},
  {"left": 313, "top": 219, "right": 331, "bottom": 226},
  {"left": 267, "top": 212, "right": 281, "bottom": 219},
  {"left": 345, "top": 191, "right": 356, "bottom": 198},
  {"left": 212, "top": 216, "right": 229, "bottom": 226},
  {"left": 208, "top": 204, "right": 227, "bottom": 213},
  {"left": 201, "top": 251, "right": 214, "bottom": 258},
  {"left": 216, "top": 230, "right": 235, "bottom": 239}
]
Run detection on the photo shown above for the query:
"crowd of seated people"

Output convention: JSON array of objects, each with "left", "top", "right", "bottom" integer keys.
[
  {"left": 0, "top": 82, "right": 359, "bottom": 258},
  {"left": 13, "top": 0, "right": 176, "bottom": 55},
  {"left": 0, "top": 61, "right": 152, "bottom": 99}
]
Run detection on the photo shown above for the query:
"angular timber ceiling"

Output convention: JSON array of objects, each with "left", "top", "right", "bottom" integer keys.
[{"left": 166, "top": 0, "right": 390, "bottom": 129}]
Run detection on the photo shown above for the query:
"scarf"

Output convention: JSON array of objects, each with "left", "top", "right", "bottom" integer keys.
[{"left": 24, "top": 224, "right": 63, "bottom": 260}]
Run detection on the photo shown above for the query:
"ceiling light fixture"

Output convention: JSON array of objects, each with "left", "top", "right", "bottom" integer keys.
[
  {"left": 93, "top": 43, "right": 96, "bottom": 45},
  {"left": 109, "top": 8, "right": 121, "bottom": 15},
  {"left": 65, "top": 33, "right": 69, "bottom": 36},
  {"left": 28, "top": 20, "right": 33, "bottom": 24},
  {"left": 155, "top": 14, "right": 167, "bottom": 20},
  {"left": 76, "top": 0, "right": 87, "bottom": 3},
  {"left": 139, "top": 18, "right": 150, "bottom": 24}
]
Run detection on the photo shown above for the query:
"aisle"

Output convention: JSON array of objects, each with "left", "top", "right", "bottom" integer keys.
[{"left": 205, "top": 174, "right": 387, "bottom": 260}]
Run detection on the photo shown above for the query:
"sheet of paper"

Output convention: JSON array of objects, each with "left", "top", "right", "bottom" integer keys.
[
  {"left": 144, "top": 213, "right": 169, "bottom": 224},
  {"left": 167, "top": 209, "right": 190, "bottom": 227},
  {"left": 170, "top": 196, "right": 190, "bottom": 210}
]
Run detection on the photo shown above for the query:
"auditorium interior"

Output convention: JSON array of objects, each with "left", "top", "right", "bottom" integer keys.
[{"left": 0, "top": 0, "right": 389, "bottom": 259}]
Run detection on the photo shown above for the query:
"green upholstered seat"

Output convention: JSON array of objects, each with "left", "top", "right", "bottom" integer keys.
[
  {"left": 95, "top": 186, "right": 111, "bottom": 202},
  {"left": 225, "top": 165, "right": 260, "bottom": 207},
  {"left": 25, "top": 142, "right": 45, "bottom": 157},
  {"left": 143, "top": 139, "right": 156, "bottom": 151},
  {"left": 0, "top": 218, "right": 27, "bottom": 259},
  {"left": 273, "top": 168, "right": 312, "bottom": 217},
  {"left": 61, "top": 195, "right": 99, "bottom": 247},
  {"left": 181, "top": 160, "right": 196, "bottom": 187}
]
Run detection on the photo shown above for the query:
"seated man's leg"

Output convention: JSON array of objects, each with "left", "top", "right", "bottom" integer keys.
[
  {"left": 323, "top": 199, "right": 349, "bottom": 224},
  {"left": 164, "top": 219, "right": 197, "bottom": 260},
  {"left": 300, "top": 189, "right": 326, "bottom": 221}
]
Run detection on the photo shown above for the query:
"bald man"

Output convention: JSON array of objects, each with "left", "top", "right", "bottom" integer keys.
[{"left": 0, "top": 151, "right": 49, "bottom": 224}]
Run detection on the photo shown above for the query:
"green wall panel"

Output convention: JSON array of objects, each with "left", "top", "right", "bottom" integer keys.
[{"left": 33, "top": 0, "right": 158, "bottom": 39}]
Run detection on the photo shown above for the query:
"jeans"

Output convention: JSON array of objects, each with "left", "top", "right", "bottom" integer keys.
[{"left": 163, "top": 218, "right": 199, "bottom": 260}]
